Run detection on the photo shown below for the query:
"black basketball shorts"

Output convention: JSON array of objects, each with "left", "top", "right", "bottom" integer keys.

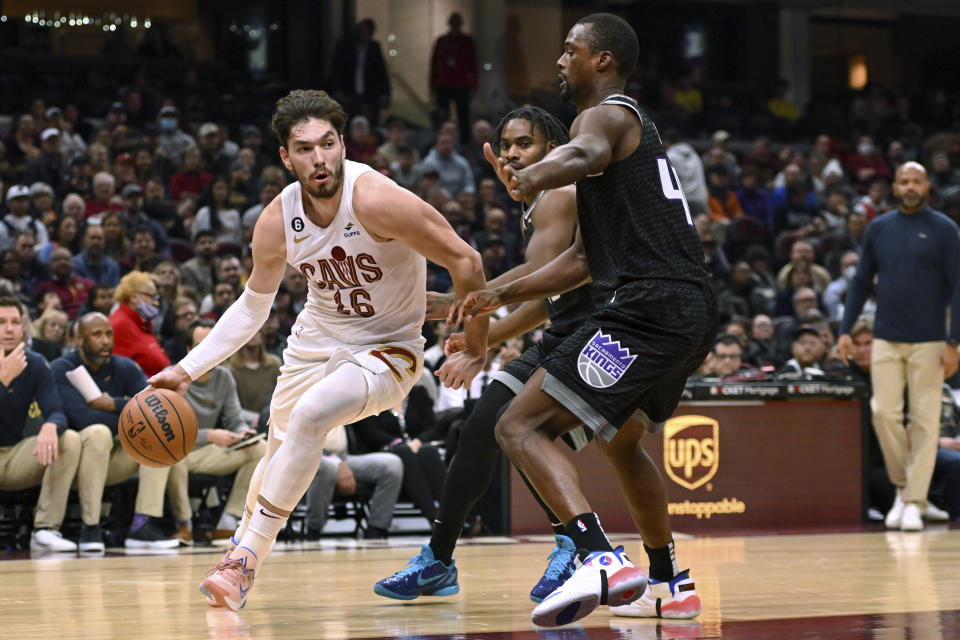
[
  {"left": 493, "top": 329, "right": 592, "bottom": 451},
  {"left": 539, "top": 280, "right": 719, "bottom": 442}
]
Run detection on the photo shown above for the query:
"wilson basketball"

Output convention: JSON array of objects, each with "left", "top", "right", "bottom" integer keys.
[{"left": 118, "top": 389, "right": 198, "bottom": 467}]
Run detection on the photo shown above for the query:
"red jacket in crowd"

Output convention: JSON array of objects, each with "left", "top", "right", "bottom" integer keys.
[{"left": 109, "top": 302, "right": 171, "bottom": 377}]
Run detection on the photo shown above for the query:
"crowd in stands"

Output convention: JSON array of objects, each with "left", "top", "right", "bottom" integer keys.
[{"left": 3, "top": 13, "right": 960, "bottom": 552}]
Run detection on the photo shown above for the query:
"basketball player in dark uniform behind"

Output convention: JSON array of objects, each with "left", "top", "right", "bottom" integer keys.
[
  {"left": 374, "top": 106, "right": 587, "bottom": 602},
  {"left": 454, "top": 13, "right": 719, "bottom": 627},
  {"left": 375, "top": 106, "right": 702, "bottom": 621}
]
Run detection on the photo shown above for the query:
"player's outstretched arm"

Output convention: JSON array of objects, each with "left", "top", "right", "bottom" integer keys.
[
  {"left": 454, "top": 227, "right": 589, "bottom": 325},
  {"left": 446, "top": 300, "right": 549, "bottom": 355},
  {"left": 431, "top": 184, "right": 581, "bottom": 321},
  {"left": 148, "top": 201, "right": 287, "bottom": 394},
  {"left": 505, "top": 106, "right": 634, "bottom": 199},
  {"left": 489, "top": 186, "right": 580, "bottom": 289},
  {"left": 354, "top": 173, "right": 489, "bottom": 389}
]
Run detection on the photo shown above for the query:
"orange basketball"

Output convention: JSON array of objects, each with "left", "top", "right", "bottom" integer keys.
[{"left": 118, "top": 388, "right": 198, "bottom": 467}]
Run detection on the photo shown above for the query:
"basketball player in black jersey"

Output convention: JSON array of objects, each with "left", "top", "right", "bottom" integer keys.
[
  {"left": 454, "top": 14, "right": 719, "bottom": 627},
  {"left": 375, "top": 106, "right": 703, "bottom": 620}
]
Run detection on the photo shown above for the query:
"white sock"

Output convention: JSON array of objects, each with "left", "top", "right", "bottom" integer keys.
[
  {"left": 230, "top": 364, "right": 371, "bottom": 570},
  {"left": 232, "top": 506, "right": 253, "bottom": 543},
  {"left": 230, "top": 502, "right": 287, "bottom": 570}
]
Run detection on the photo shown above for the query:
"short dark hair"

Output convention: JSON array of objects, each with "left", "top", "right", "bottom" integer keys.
[
  {"left": 744, "top": 244, "right": 770, "bottom": 263},
  {"left": 712, "top": 333, "right": 742, "bottom": 353},
  {"left": 132, "top": 224, "right": 154, "bottom": 239},
  {"left": 193, "top": 229, "right": 217, "bottom": 244},
  {"left": 576, "top": 13, "right": 639, "bottom": 79},
  {"left": 491, "top": 106, "right": 570, "bottom": 155},
  {"left": 271, "top": 89, "right": 347, "bottom": 148},
  {"left": 824, "top": 184, "right": 846, "bottom": 198},
  {"left": 706, "top": 164, "right": 728, "bottom": 178},
  {"left": 0, "top": 296, "right": 24, "bottom": 315},
  {"left": 186, "top": 318, "right": 216, "bottom": 348},
  {"left": 35, "top": 289, "right": 58, "bottom": 307}
]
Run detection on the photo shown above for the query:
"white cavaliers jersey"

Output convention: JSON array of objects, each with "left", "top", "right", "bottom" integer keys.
[{"left": 279, "top": 160, "right": 426, "bottom": 345}]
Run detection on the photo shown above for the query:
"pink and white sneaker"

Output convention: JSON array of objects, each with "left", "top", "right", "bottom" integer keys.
[
  {"left": 202, "top": 545, "right": 238, "bottom": 607},
  {"left": 531, "top": 546, "right": 647, "bottom": 627},
  {"left": 611, "top": 569, "right": 701, "bottom": 619},
  {"left": 198, "top": 553, "right": 256, "bottom": 612}
]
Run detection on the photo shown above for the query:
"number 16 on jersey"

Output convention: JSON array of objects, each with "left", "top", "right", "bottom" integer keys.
[{"left": 657, "top": 157, "right": 693, "bottom": 226}]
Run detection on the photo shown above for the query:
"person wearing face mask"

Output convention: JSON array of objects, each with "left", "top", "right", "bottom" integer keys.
[
  {"left": 155, "top": 105, "right": 195, "bottom": 169},
  {"left": 823, "top": 251, "right": 862, "bottom": 321},
  {"left": 844, "top": 135, "right": 891, "bottom": 195},
  {"left": 108, "top": 270, "right": 170, "bottom": 376}
]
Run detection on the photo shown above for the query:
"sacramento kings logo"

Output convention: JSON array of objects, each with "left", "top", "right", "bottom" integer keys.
[{"left": 577, "top": 330, "right": 636, "bottom": 388}]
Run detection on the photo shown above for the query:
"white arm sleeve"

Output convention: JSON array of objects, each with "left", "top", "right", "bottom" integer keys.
[{"left": 179, "top": 286, "right": 276, "bottom": 380}]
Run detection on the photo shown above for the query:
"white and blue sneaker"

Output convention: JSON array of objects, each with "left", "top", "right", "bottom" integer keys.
[
  {"left": 530, "top": 534, "right": 577, "bottom": 602},
  {"left": 373, "top": 544, "right": 459, "bottom": 600},
  {"left": 531, "top": 546, "right": 647, "bottom": 627},
  {"left": 611, "top": 569, "right": 701, "bottom": 619}
]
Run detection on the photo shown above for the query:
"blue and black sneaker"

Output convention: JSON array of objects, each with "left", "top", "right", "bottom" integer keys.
[
  {"left": 530, "top": 534, "right": 577, "bottom": 602},
  {"left": 373, "top": 544, "right": 460, "bottom": 600}
]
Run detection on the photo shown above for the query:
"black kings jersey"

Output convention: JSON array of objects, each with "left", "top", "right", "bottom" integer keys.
[
  {"left": 521, "top": 191, "right": 595, "bottom": 337},
  {"left": 575, "top": 95, "right": 709, "bottom": 297}
]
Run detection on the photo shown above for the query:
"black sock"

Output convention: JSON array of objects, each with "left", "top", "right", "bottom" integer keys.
[
  {"left": 551, "top": 522, "right": 566, "bottom": 536},
  {"left": 644, "top": 541, "right": 679, "bottom": 582},
  {"left": 564, "top": 512, "right": 613, "bottom": 556},
  {"left": 429, "top": 382, "right": 515, "bottom": 565}
]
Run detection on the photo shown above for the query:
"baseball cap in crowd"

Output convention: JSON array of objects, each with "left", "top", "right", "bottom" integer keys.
[
  {"left": 29, "top": 182, "right": 54, "bottom": 198},
  {"left": 821, "top": 158, "right": 845, "bottom": 181},
  {"left": 41, "top": 127, "right": 60, "bottom": 141},
  {"left": 712, "top": 129, "right": 731, "bottom": 144},
  {"left": 240, "top": 125, "right": 261, "bottom": 139},
  {"left": 198, "top": 122, "right": 219, "bottom": 137},
  {"left": 121, "top": 183, "right": 144, "bottom": 198},
  {"left": 6, "top": 185, "right": 30, "bottom": 202},
  {"left": 793, "top": 324, "right": 821, "bottom": 341},
  {"left": 45, "top": 106, "right": 63, "bottom": 119},
  {"left": 115, "top": 152, "right": 133, "bottom": 165},
  {"left": 159, "top": 105, "right": 179, "bottom": 117},
  {"left": 108, "top": 101, "right": 125, "bottom": 114}
]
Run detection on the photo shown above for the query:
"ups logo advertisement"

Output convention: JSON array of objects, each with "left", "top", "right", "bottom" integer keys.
[{"left": 664, "top": 415, "right": 718, "bottom": 490}]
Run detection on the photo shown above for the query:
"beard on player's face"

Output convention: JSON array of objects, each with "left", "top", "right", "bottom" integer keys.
[{"left": 296, "top": 155, "right": 344, "bottom": 200}]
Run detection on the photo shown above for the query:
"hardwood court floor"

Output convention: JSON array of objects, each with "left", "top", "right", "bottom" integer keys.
[{"left": 2, "top": 527, "right": 960, "bottom": 639}]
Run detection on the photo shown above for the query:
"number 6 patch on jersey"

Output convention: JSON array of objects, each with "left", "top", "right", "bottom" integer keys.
[{"left": 577, "top": 329, "right": 636, "bottom": 388}]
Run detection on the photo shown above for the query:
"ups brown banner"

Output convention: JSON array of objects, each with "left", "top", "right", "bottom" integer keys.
[{"left": 509, "top": 399, "right": 863, "bottom": 535}]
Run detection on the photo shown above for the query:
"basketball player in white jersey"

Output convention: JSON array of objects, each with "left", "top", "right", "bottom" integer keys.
[{"left": 148, "top": 89, "right": 488, "bottom": 611}]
